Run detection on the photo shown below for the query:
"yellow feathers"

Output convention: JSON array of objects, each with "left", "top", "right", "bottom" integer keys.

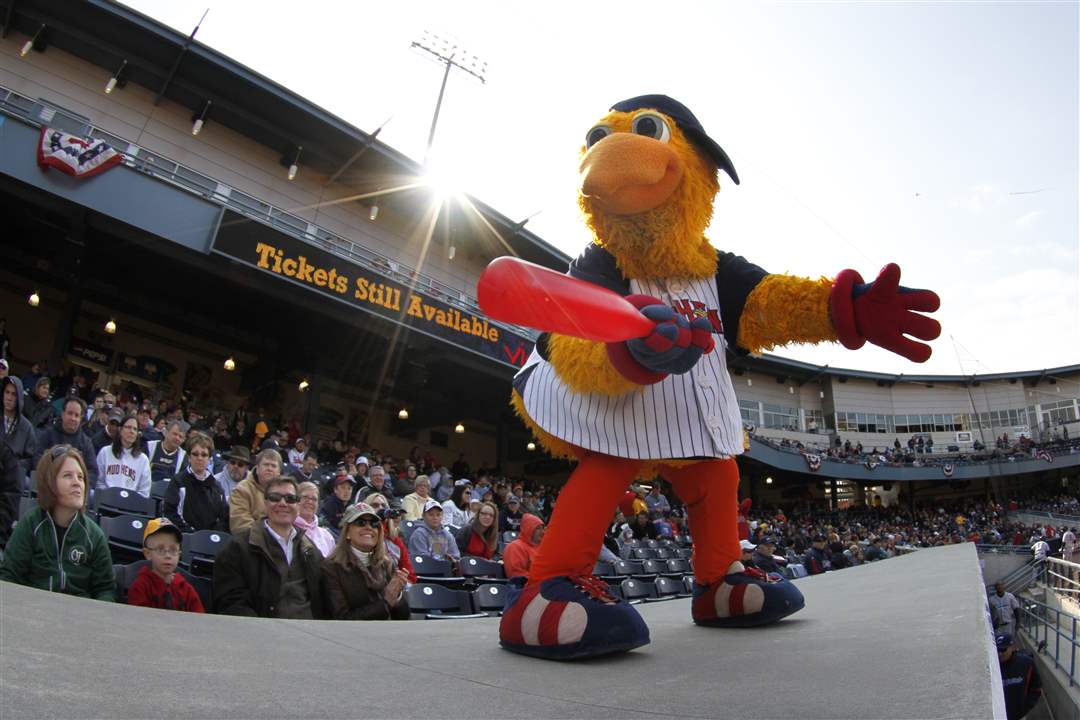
[
  {"left": 578, "top": 111, "right": 719, "bottom": 280},
  {"left": 737, "top": 274, "right": 838, "bottom": 354},
  {"left": 547, "top": 334, "right": 639, "bottom": 396}
]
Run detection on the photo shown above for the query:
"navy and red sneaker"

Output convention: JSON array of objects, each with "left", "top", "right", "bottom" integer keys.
[
  {"left": 691, "top": 561, "right": 805, "bottom": 628},
  {"left": 499, "top": 575, "right": 650, "bottom": 660}
]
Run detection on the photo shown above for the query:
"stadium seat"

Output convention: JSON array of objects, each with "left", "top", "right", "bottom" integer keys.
[
  {"left": 472, "top": 583, "right": 508, "bottom": 616},
  {"left": 788, "top": 563, "right": 808, "bottom": 579},
  {"left": 631, "top": 547, "right": 658, "bottom": 560},
  {"left": 626, "top": 539, "right": 643, "bottom": 549},
  {"left": 664, "top": 558, "right": 692, "bottom": 578},
  {"left": 620, "top": 578, "right": 658, "bottom": 604},
  {"left": 682, "top": 575, "right": 696, "bottom": 595},
  {"left": 460, "top": 556, "right": 506, "bottom": 583},
  {"left": 95, "top": 487, "right": 156, "bottom": 520},
  {"left": 406, "top": 583, "right": 484, "bottom": 619},
  {"left": 501, "top": 530, "right": 519, "bottom": 544},
  {"left": 399, "top": 520, "right": 419, "bottom": 543},
  {"left": 637, "top": 559, "right": 665, "bottom": 579},
  {"left": 654, "top": 547, "right": 674, "bottom": 560},
  {"left": 653, "top": 576, "right": 688, "bottom": 599},
  {"left": 615, "top": 560, "right": 643, "bottom": 577},
  {"left": 676, "top": 547, "right": 693, "bottom": 560},
  {"left": 412, "top": 555, "right": 465, "bottom": 586},
  {"left": 149, "top": 480, "right": 170, "bottom": 513},
  {"left": 593, "top": 560, "right": 615, "bottom": 577},
  {"left": 180, "top": 529, "right": 231, "bottom": 577},
  {"left": 100, "top": 515, "right": 153, "bottom": 564},
  {"left": 644, "top": 539, "right": 660, "bottom": 549}
]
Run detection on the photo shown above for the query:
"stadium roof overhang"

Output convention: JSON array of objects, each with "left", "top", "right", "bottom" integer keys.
[
  {"left": 729, "top": 352, "right": 1080, "bottom": 389},
  {"left": 0, "top": 0, "right": 571, "bottom": 270}
]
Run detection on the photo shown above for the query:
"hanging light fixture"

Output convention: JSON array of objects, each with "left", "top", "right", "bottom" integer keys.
[
  {"left": 105, "top": 60, "right": 127, "bottom": 94},
  {"left": 20, "top": 25, "right": 45, "bottom": 58},
  {"left": 527, "top": 442, "right": 536, "bottom": 451},
  {"left": 223, "top": 357, "right": 236, "bottom": 372},
  {"left": 369, "top": 204, "right": 379, "bottom": 221},
  {"left": 28, "top": 291, "right": 40, "bottom": 307},
  {"left": 104, "top": 319, "right": 117, "bottom": 335},
  {"left": 298, "top": 379, "right": 310, "bottom": 392},
  {"left": 398, "top": 408, "right": 409, "bottom": 420},
  {"left": 454, "top": 423, "right": 465, "bottom": 434},
  {"left": 287, "top": 146, "right": 302, "bottom": 181},
  {"left": 747, "top": 378, "right": 752, "bottom": 387},
  {"left": 448, "top": 245, "right": 456, "bottom": 260},
  {"left": 765, "top": 476, "right": 773, "bottom": 484},
  {"left": 191, "top": 100, "right": 211, "bottom": 135}
]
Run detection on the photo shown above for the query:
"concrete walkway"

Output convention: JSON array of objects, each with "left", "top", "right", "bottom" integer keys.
[{"left": 1, "top": 543, "right": 1000, "bottom": 719}]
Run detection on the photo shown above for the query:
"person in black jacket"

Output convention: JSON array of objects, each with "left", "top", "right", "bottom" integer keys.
[
  {"left": 164, "top": 432, "right": 228, "bottom": 533},
  {"left": 2, "top": 376, "right": 36, "bottom": 482},
  {"left": 23, "top": 376, "right": 57, "bottom": 430},
  {"left": 803, "top": 535, "right": 832, "bottom": 575},
  {"left": 0, "top": 440, "right": 20, "bottom": 548},
  {"left": 997, "top": 632, "right": 1042, "bottom": 720},
  {"left": 33, "top": 396, "right": 98, "bottom": 491}
]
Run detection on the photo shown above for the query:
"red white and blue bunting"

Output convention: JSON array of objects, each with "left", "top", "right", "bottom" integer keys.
[
  {"left": 804, "top": 453, "right": 822, "bottom": 472},
  {"left": 1036, "top": 449, "right": 1054, "bottom": 463},
  {"left": 943, "top": 463, "right": 955, "bottom": 477},
  {"left": 37, "top": 127, "right": 122, "bottom": 178}
]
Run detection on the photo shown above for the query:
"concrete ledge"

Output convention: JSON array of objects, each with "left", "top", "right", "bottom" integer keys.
[{"left": 0, "top": 544, "right": 1000, "bottom": 719}]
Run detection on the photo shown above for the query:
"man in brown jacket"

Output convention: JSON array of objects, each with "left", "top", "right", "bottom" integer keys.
[
  {"left": 229, "top": 449, "right": 281, "bottom": 534},
  {"left": 213, "top": 475, "right": 326, "bottom": 618}
]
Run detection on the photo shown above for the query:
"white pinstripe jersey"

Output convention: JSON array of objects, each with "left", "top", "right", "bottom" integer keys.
[{"left": 516, "top": 275, "right": 745, "bottom": 460}]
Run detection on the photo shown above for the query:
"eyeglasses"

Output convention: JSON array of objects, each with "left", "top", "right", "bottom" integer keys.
[
  {"left": 299, "top": 495, "right": 318, "bottom": 503},
  {"left": 266, "top": 492, "right": 299, "bottom": 504},
  {"left": 228, "top": 460, "right": 249, "bottom": 468},
  {"left": 49, "top": 444, "right": 74, "bottom": 459},
  {"left": 146, "top": 546, "right": 181, "bottom": 557},
  {"left": 351, "top": 518, "right": 381, "bottom": 529},
  {"left": 189, "top": 451, "right": 210, "bottom": 458}
]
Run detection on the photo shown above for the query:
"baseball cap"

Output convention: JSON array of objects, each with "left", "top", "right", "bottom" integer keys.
[
  {"left": 0, "top": 359, "right": 8, "bottom": 370},
  {"left": 739, "top": 539, "right": 757, "bottom": 551},
  {"left": 333, "top": 474, "right": 355, "bottom": 486},
  {"left": 507, "top": 495, "right": 521, "bottom": 504},
  {"left": 454, "top": 478, "right": 472, "bottom": 487},
  {"left": 758, "top": 536, "right": 777, "bottom": 546},
  {"left": 143, "top": 517, "right": 183, "bottom": 545},
  {"left": 356, "top": 456, "right": 370, "bottom": 466},
  {"left": 422, "top": 499, "right": 443, "bottom": 514},
  {"left": 108, "top": 408, "right": 124, "bottom": 423},
  {"left": 340, "top": 502, "right": 380, "bottom": 527},
  {"left": 995, "top": 632, "right": 1013, "bottom": 651}
]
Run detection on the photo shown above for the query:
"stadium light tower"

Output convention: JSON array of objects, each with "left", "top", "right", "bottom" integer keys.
[{"left": 411, "top": 31, "right": 486, "bottom": 165}]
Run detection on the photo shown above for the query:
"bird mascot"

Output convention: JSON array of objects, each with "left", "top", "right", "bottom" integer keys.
[{"left": 483, "top": 95, "right": 941, "bottom": 660}]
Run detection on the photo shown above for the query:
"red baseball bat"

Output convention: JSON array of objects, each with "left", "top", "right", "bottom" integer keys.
[{"left": 477, "top": 257, "right": 654, "bottom": 342}]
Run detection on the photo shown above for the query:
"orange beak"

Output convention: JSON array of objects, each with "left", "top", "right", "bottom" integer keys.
[{"left": 579, "top": 133, "right": 684, "bottom": 216}]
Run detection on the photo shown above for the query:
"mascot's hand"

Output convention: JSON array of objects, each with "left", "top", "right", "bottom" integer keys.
[
  {"left": 606, "top": 295, "right": 714, "bottom": 385},
  {"left": 831, "top": 263, "right": 941, "bottom": 363}
]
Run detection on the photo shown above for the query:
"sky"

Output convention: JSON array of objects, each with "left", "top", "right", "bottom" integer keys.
[{"left": 124, "top": 0, "right": 1079, "bottom": 378}]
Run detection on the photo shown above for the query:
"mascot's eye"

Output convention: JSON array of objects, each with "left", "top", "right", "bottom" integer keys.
[
  {"left": 631, "top": 113, "right": 671, "bottom": 143},
  {"left": 585, "top": 125, "right": 612, "bottom": 148}
]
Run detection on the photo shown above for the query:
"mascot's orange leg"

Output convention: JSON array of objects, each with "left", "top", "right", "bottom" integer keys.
[
  {"left": 528, "top": 451, "right": 642, "bottom": 583},
  {"left": 664, "top": 458, "right": 805, "bottom": 626},
  {"left": 501, "top": 450, "right": 651, "bottom": 659},
  {"left": 662, "top": 458, "right": 742, "bottom": 584}
]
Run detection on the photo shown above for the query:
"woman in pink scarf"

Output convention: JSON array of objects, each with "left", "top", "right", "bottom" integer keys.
[{"left": 295, "top": 481, "right": 335, "bottom": 557}]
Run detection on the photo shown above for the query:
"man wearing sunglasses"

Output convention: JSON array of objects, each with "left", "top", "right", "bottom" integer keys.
[{"left": 213, "top": 475, "right": 326, "bottom": 619}]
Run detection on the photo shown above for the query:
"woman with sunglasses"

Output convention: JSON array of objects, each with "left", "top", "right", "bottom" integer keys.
[
  {"left": 294, "top": 481, "right": 335, "bottom": 557},
  {"left": 0, "top": 445, "right": 115, "bottom": 600},
  {"left": 321, "top": 502, "right": 410, "bottom": 620},
  {"left": 164, "top": 432, "right": 229, "bottom": 534},
  {"left": 94, "top": 413, "right": 151, "bottom": 497},
  {"left": 455, "top": 501, "right": 500, "bottom": 560}
]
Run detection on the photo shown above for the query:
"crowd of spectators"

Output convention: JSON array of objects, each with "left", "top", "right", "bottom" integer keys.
[{"left": 755, "top": 426, "right": 1078, "bottom": 469}]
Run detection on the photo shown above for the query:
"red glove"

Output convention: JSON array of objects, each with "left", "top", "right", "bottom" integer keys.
[{"left": 831, "top": 263, "right": 941, "bottom": 363}]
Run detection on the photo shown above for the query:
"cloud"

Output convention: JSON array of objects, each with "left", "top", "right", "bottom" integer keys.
[
  {"left": 1014, "top": 209, "right": 1046, "bottom": 230},
  {"left": 947, "top": 184, "right": 1005, "bottom": 215}
]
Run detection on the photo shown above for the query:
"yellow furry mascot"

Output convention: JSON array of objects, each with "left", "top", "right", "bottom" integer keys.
[{"left": 495, "top": 95, "right": 941, "bottom": 660}]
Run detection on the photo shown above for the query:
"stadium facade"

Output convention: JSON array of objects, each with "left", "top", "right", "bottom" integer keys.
[{"left": 0, "top": 0, "right": 1076, "bottom": 492}]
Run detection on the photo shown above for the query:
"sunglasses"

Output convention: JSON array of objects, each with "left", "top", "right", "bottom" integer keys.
[
  {"left": 351, "top": 517, "right": 381, "bottom": 528},
  {"left": 228, "top": 460, "right": 249, "bottom": 467},
  {"left": 49, "top": 444, "right": 75, "bottom": 459},
  {"left": 266, "top": 492, "right": 299, "bottom": 504}
]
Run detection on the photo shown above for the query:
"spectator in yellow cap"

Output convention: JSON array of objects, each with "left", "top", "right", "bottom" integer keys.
[{"left": 127, "top": 518, "right": 204, "bottom": 612}]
